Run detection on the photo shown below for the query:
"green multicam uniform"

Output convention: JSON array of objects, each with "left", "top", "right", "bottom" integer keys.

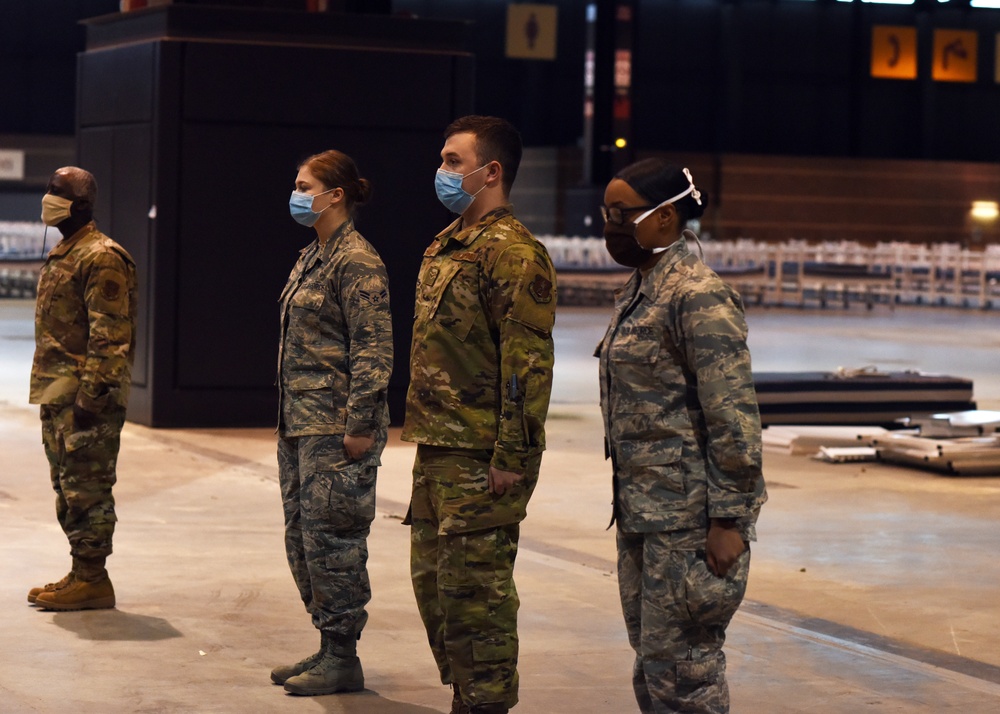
[
  {"left": 29, "top": 221, "right": 137, "bottom": 580},
  {"left": 597, "top": 234, "right": 766, "bottom": 714},
  {"left": 402, "top": 205, "right": 556, "bottom": 710},
  {"left": 277, "top": 219, "right": 392, "bottom": 640}
]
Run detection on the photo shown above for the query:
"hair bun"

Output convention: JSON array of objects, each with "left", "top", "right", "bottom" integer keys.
[{"left": 355, "top": 177, "right": 372, "bottom": 206}]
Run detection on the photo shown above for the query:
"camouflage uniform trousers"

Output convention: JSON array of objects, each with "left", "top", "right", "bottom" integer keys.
[
  {"left": 40, "top": 403, "right": 125, "bottom": 580},
  {"left": 408, "top": 445, "right": 540, "bottom": 710},
  {"left": 617, "top": 530, "right": 751, "bottom": 714},
  {"left": 278, "top": 433, "right": 380, "bottom": 638}
]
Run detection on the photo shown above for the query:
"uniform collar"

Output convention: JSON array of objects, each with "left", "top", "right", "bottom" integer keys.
[
  {"left": 637, "top": 235, "right": 690, "bottom": 302},
  {"left": 300, "top": 218, "right": 354, "bottom": 266},
  {"left": 48, "top": 221, "right": 98, "bottom": 259},
  {"left": 317, "top": 218, "right": 354, "bottom": 261},
  {"left": 435, "top": 204, "right": 512, "bottom": 249}
]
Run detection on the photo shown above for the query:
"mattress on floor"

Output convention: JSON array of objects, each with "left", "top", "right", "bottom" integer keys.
[{"left": 754, "top": 371, "right": 976, "bottom": 426}]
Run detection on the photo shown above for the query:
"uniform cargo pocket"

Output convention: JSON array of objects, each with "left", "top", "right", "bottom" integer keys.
[
  {"left": 285, "top": 373, "right": 344, "bottom": 428},
  {"left": 472, "top": 634, "right": 514, "bottom": 663},
  {"left": 675, "top": 654, "right": 719, "bottom": 689},
  {"left": 621, "top": 438, "right": 686, "bottom": 502},
  {"left": 618, "top": 436, "right": 683, "bottom": 466}
]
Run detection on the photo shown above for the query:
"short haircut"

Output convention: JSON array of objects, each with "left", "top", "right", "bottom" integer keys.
[
  {"left": 55, "top": 166, "right": 98, "bottom": 205},
  {"left": 444, "top": 115, "right": 522, "bottom": 195}
]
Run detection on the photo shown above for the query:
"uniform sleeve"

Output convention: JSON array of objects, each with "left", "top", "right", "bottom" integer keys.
[
  {"left": 338, "top": 249, "right": 393, "bottom": 436},
  {"left": 677, "top": 281, "right": 765, "bottom": 525},
  {"left": 76, "top": 251, "right": 135, "bottom": 414},
  {"left": 486, "top": 242, "right": 557, "bottom": 473}
]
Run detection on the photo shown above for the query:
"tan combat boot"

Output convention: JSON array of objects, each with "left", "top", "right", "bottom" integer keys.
[
  {"left": 27, "top": 572, "right": 74, "bottom": 604},
  {"left": 270, "top": 631, "right": 329, "bottom": 685},
  {"left": 283, "top": 633, "right": 364, "bottom": 696},
  {"left": 34, "top": 575, "right": 115, "bottom": 611}
]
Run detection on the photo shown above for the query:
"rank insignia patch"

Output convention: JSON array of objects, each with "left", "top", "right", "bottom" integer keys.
[{"left": 359, "top": 289, "right": 389, "bottom": 306}]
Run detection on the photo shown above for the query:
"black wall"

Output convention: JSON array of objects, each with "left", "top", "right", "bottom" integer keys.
[
  {"left": 632, "top": 2, "right": 1000, "bottom": 162},
  {"left": 8, "top": 1, "right": 1000, "bottom": 163},
  {"left": 393, "top": 0, "right": 589, "bottom": 147},
  {"left": 0, "top": 0, "right": 119, "bottom": 134},
  {"left": 396, "top": 1, "right": 1000, "bottom": 163},
  {"left": 78, "top": 8, "right": 473, "bottom": 426}
]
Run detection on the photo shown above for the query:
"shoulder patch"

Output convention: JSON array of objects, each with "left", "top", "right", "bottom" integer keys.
[
  {"left": 102, "top": 279, "right": 122, "bottom": 301},
  {"left": 528, "top": 274, "right": 553, "bottom": 304}
]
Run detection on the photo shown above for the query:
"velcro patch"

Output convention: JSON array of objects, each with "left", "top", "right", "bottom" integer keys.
[
  {"left": 102, "top": 279, "right": 122, "bottom": 301},
  {"left": 453, "top": 251, "right": 479, "bottom": 263},
  {"left": 528, "top": 274, "right": 553, "bottom": 303}
]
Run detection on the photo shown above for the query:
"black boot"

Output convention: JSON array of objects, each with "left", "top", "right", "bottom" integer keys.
[
  {"left": 283, "top": 632, "right": 364, "bottom": 696},
  {"left": 270, "top": 631, "right": 328, "bottom": 685}
]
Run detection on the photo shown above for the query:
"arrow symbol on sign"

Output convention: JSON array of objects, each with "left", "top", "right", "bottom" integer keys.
[
  {"left": 888, "top": 35, "right": 901, "bottom": 67},
  {"left": 942, "top": 39, "right": 967, "bottom": 70}
]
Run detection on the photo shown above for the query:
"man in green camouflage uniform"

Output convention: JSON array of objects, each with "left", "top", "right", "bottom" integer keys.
[
  {"left": 28, "top": 166, "right": 137, "bottom": 611},
  {"left": 598, "top": 160, "right": 766, "bottom": 713},
  {"left": 273, "top": 151, "right": 392, "bottom": 696},
  {"left": 402, "top": 116, "right": 556, "bottom": 714}
]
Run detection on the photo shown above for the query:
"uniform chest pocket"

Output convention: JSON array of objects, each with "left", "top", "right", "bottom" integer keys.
[
  {"left": 286, "top": 287, "right": 327, "bottom": 341},
  {"left": 38, "top": 268, "right": 73, "bottom": 316},
  {"left": 37, "top": 270, "right": 79, "bottom": 325},
  {"left": 290, "top": 288, "right": 325, "bottom": 311},
  {"left": 425, "top": 259, "right": 480, "bottom": 343},
  {"left": 608, "top": 336, "right": 660, "bottom": 364}
]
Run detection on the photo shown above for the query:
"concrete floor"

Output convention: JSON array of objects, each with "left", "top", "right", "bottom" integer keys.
[{"left": 2, "top": 299, "right": 1000, "bottom": 713}]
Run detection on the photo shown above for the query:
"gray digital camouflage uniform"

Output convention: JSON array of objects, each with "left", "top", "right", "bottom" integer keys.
[
  {"left": 597, "top": 234, "right": 766, "bottom": 714},
  {"left": 277, "top": 219, "right": 392, "bottom": 640},
  {"left": 30, "top": 221, "right": 137, "bottom": 581},
  {"left": 402, "top": 205, "right": 556, "bottom": 710}
]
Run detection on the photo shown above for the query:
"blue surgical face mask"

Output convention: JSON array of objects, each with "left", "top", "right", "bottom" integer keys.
[
  {"left": 289, "top": 188, "right": 334, "bottom": 227},
  {"left": 434, "top": 164, "right": 488, "bottom": 215}
]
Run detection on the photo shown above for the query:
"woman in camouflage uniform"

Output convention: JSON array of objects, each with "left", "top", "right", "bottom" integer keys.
[
  {"left": 271, "top": 150, "right": 393, "bottom": 696},
  {"left": 596, "top": 159, "right": 767, "bottom": 713}
]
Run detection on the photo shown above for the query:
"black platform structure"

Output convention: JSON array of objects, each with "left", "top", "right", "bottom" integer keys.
[
  {"left": 77, "top": 5, "right": 472, "bottom": 427},
  {"left": 755, "top": 371, "right": 976, "bottom": 427}
]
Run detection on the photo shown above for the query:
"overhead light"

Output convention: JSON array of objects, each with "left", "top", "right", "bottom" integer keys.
[{"left": 971, "top": 201, "right": 999, "bottom": 221}]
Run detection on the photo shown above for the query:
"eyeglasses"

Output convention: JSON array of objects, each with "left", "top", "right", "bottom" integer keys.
[{"left": 600, "top": 204, "right": 657, "bottom": 226}]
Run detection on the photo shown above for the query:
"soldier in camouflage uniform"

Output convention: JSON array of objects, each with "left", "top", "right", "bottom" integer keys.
[
  {"left": 271, "top": 150, "right": 392, "bottom": 696},
  {"left": 402, "top": 116, "right": 556, "bottom": 714},
  {"left": 596, "top": 159, "right": 766, "bottom": 713},
  {"left": 28, "top": 167, "right": 137, "bottom": 611}
]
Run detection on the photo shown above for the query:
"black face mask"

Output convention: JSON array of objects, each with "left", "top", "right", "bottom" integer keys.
[{"left": 604, "top": 227, "right": 655, "bottom": 268}]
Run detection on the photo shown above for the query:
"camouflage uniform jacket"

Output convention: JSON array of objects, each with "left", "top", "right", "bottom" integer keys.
[
  {"left": 401, "top": 205, "right": 556, "bottom": 474},
  {"left": 277, "top": 219, "right": 392, "bottom": 438},
  {"left": 30, "top": 221, "right": 137, "bottom": 413},
  {"left": 597, "top": 235, "right": 765, "bottom": 544}
]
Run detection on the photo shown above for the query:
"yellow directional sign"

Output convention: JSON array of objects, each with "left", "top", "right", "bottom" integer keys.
[
  {"left": 871, "top": 26, "right": 917, "bottom": 80},
  {"left": 933, "top": 29, "right": 978, "bottom": 83},
  {"left": 506, "top": 4, "right": 557, "bottom": 61}
]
